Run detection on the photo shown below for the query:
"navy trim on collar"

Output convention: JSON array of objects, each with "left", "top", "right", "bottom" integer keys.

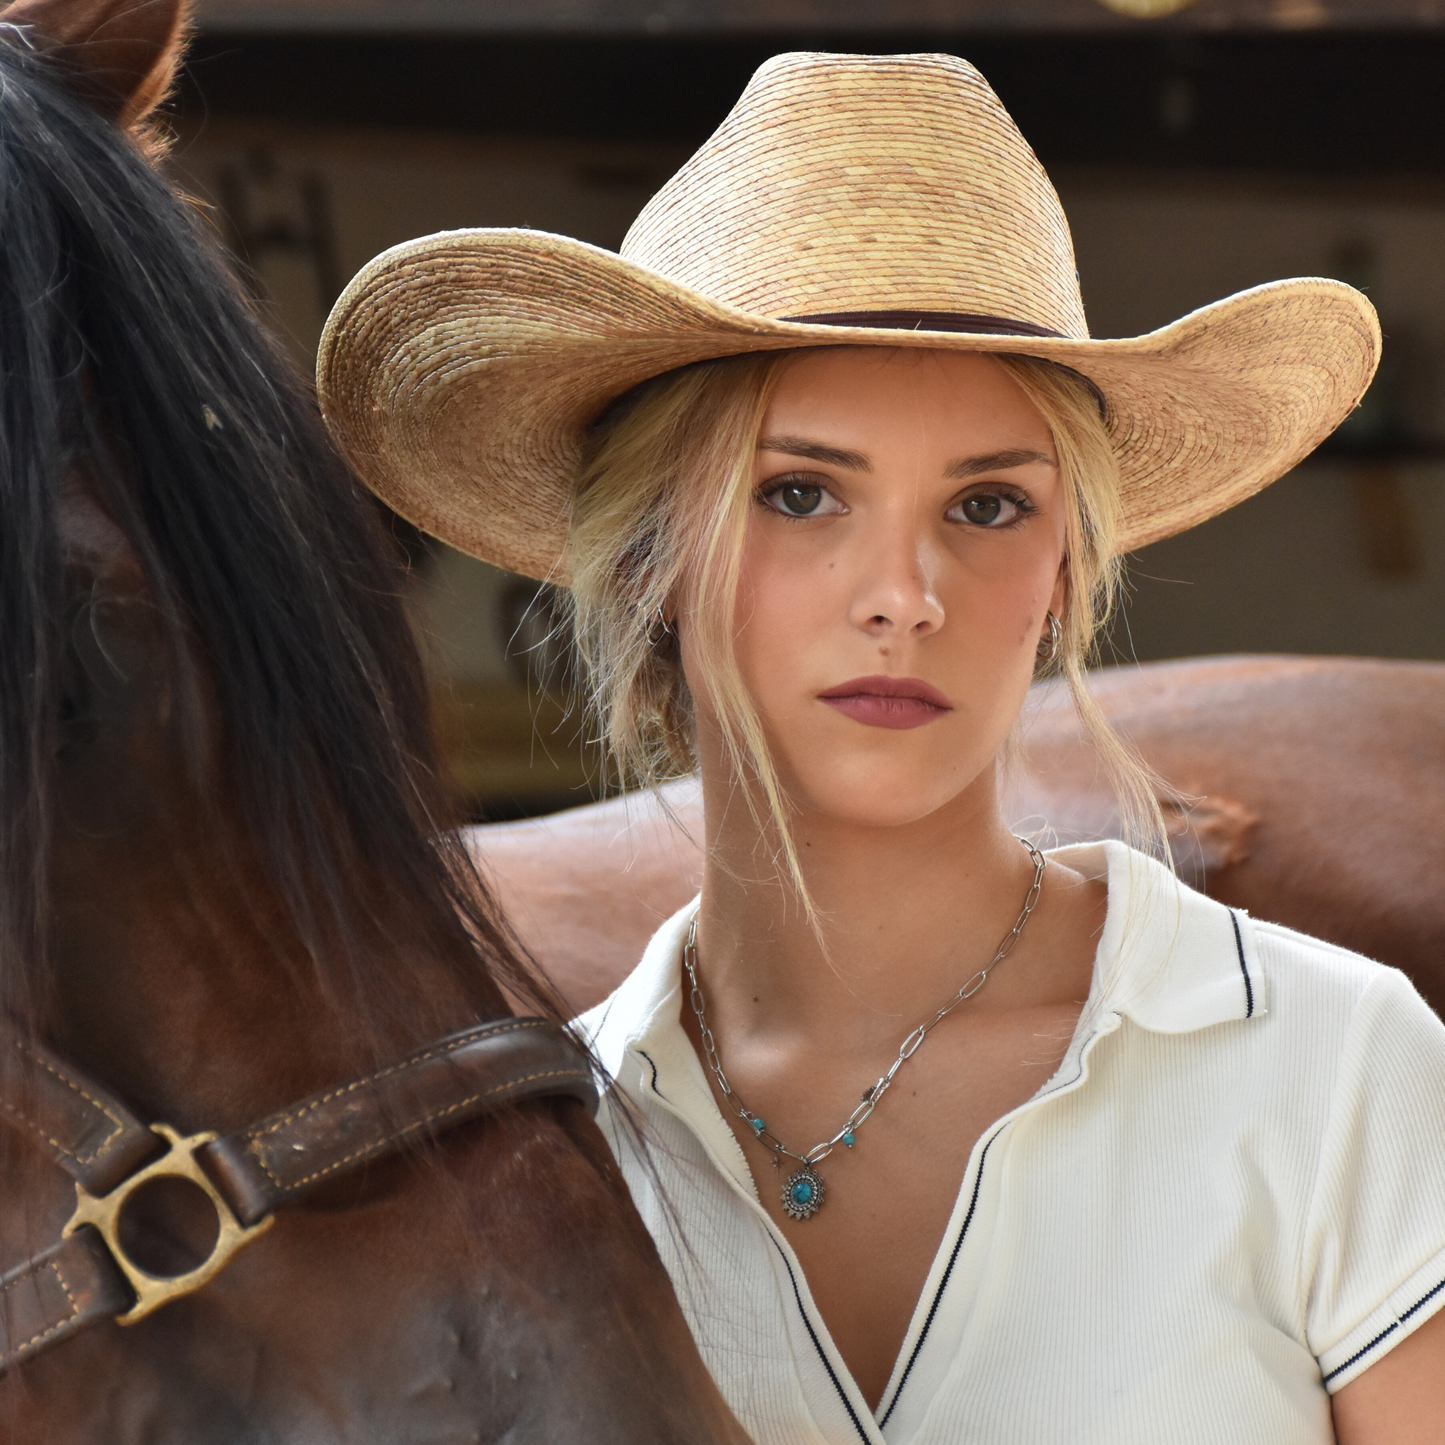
[{"left": 1229, "top": 909, "right": 1255, "bottom": 1019}]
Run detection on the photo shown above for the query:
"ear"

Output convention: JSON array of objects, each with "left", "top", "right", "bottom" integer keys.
[
  {"left": 1048, "top": 555, "right": 1069, "bottom": 621},
  {"left": 0, "top": 0, "right": 193, "bottom": 131}
]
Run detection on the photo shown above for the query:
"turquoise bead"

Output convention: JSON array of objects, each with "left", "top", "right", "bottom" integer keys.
[
  {"left": 843, "top": 1132, "right": 856, "bottom": 1147},
  {"left": 751, "top": 1117, "right": 765, "bottom": 1131}
]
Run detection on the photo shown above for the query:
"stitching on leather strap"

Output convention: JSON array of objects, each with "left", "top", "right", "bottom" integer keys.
[
  {"left": 2, "top": 1043, "right": 127, "bottom": 1166},
  {"left": 0, "top": 1258, "right": 81, "bottom": 1365},
  {"left": 249, "top": 1065, "right": 591, "bottom": 1192},
  {"left": 243, "top": 1019, "right": 549, "bottom": 1140},
  {"left": 0, "top": 1016, "right": 587, "bottom": 1375}
]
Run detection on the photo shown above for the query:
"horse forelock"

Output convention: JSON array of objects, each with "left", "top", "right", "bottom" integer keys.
[{"left": 0, "top": 38, "right": 565, "bottom": 1065}]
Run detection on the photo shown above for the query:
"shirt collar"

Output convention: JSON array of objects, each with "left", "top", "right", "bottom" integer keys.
[
  {"left": 583, "top": 838, "right": 1265, "bottom": 1076},
  {"left": 1052, "top": 839, "right": 1265, "bottom": 1032},
  {"left": 584, "top": 896, "right": 699, "bottom": 1081}
]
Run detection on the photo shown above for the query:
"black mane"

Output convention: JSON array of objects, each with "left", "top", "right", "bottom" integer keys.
[{"left": 0, "top": 34, "right": 552, "bottom": 1045}]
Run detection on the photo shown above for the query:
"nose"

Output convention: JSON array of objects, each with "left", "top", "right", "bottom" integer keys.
[{"left": 848, "top": 513, "right": 945, "bottom": 640}]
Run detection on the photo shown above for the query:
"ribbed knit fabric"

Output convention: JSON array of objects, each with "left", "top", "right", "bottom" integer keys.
[{"left": 577, "top": 841, "right": 1445, "bottom": 1445}]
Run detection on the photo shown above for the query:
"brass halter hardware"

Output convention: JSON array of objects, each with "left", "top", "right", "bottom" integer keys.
[
  {"left": 2, "top": 1016, "right": 596, "bottom": 1372},
  {"left": 62, "top": 1123, "right": 275, "bottom": 1324}
]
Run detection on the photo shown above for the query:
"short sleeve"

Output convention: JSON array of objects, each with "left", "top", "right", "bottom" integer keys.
[{"left": 1303, "top": 966, "right": 1445, "bottom": 1391}]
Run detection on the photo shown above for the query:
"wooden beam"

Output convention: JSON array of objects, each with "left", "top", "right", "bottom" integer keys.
[{"left": 193, "top": 0, "right": 1445, "bottom": 36}]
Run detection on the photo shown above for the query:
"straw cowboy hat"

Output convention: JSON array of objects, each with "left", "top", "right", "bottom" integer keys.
[{"left": 317, "top": 50, "right": 1380, "bottom": 584}]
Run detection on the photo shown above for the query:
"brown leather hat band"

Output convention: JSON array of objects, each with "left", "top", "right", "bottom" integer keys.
[
  {"left": 781, "top": 309, "right": 1068, "bottom": 339},
  {"left": 779, "top": 309, "right": 1107, "bottom": 418}
]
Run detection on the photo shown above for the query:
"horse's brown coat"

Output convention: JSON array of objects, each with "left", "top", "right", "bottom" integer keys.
[
  {"left": 0, "top": 489, "right": 749, "bottom": 1445},
  {"left": 0, "top": 3, "right": 752, "bottom": 1438},
  {"left": 475, "top": 656, "right": 1445, "bottom": 1018}
]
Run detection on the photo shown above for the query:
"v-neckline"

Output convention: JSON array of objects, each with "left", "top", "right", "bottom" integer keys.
[{"left": 634, "top": 947, "right": 1116, "bottom": 1445}]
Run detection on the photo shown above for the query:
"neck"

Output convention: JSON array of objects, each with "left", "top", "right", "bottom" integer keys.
[{"left": 694, "top": 757, "right": 1040, "bottom": 1053}]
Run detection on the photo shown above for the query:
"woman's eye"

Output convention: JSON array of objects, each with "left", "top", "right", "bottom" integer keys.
[
  {"left": 947, "top": 490, "right": 1027, "bottom": 528},
  {"left": 761, "top": 480, "right": 843, "bottom": 518}
]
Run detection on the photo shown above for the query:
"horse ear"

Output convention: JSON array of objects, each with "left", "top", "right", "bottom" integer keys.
[{"left": 0, "top": 0, "right": 193, "bottom": 130}]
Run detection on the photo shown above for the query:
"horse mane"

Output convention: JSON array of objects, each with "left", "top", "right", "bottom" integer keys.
[{"left": 0, "top": 32, "right": 562, "bottom": 1054}]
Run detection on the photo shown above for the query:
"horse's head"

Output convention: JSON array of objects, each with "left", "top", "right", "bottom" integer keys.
[
  {"left": 0, "top": 0, "right": 198, "bottom": 828},
  {"left": 55, "top": 476, "right": 189, "bottom": 828},
  {"left": 0, "top": 16, "right": 754, "bottom": 1443},
  {"left": 0, "top": 0, "right": 557, "bottom": 1091}
]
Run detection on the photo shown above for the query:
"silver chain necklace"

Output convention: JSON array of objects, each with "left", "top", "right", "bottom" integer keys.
[{"left": 684, "top": 836, "right": 1046, "bottom": 1221}]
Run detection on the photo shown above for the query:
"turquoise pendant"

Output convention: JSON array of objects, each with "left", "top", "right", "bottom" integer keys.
[{"left": 781, "top": 1165, "right": 825, "bottom": 1220}]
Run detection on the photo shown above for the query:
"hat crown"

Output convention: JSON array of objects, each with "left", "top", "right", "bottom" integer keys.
[{"left": 622, "top": 51, "right": 1089, "bottom": 339}]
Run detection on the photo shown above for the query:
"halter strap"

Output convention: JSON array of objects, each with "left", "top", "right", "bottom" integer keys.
[{"left": 0, "top": 1017, "right": 595, "bottom": 1374}]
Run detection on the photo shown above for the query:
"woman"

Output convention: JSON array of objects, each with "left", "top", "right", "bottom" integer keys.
[{"left": 318, "top": 51, "right": 1445, "bottom": 1445}]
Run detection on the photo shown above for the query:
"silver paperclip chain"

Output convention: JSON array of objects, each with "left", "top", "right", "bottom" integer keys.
[{"left": 684, "top": 836, "right": 1047, "bottom": 1171}]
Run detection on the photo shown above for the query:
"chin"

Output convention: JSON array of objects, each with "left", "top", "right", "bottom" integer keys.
[{"left": 785, "top": 755, "right": 977, "bottom": 830}]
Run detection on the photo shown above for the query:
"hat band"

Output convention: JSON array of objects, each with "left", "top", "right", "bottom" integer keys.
[
  {"left": 781, "top": 308, "right": 1106, "bottom": 418},
  {"left": 781, "top": 309, "right": 1068, "bottom": 339}
]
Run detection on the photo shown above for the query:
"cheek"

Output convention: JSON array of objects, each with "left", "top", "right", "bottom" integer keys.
[
  {"left": 938, "top": 579, "right": 1045, "bottom": 699},
  {"left": 729, "top": 525, "right": 834, "bottom": 695},
  {"left": 1004, "top": 557, "right": 1061, "bottom": 650},
  {"left": 939, "top": 534, "right": 1063, "bottom": 642},
  {"left": 954, "top": 518, "right": 1068, "bottom": 651}
]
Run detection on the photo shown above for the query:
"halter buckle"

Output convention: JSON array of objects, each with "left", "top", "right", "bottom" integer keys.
[{"left": 62, "top": 1122, "right": 274, "bottom": 1324}]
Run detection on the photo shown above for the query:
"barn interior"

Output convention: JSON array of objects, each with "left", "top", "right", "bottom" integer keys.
[{"left": 175, "top": 0, "right": 1445, "bottom": 819}]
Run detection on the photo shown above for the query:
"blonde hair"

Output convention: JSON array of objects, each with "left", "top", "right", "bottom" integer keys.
[{"left": 565, "top": 348, "right": 1167, "bottom": 909}]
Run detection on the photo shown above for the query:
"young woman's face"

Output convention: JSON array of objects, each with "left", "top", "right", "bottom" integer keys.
[{"left": 690, "top": 347, "right": 1069, "bottom": 829}]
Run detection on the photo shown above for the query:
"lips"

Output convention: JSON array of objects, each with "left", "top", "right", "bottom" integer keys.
[{"left": 817, "top": 675, "right": 953, "bottom": 731}]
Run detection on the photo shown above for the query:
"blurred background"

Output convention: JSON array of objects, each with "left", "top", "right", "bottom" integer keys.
[{"left": 173, "top": 0, "right": 1445, "bottom": 820}]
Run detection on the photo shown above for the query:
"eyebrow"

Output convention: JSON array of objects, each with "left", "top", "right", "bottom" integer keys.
[
  {"left": 757, "top": 435, "right": 871, "bottom": 471},
  {"left": 758, "top": 437, "right": 1057, "bottom": 480},
  {"left": 944, "top": 448, "right": 1057, "bottom": 480}
]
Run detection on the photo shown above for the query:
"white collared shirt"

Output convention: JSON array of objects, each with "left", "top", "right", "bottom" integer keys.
[{"left": 577, "top": 841, "right": 1445, "bottom": 1445}]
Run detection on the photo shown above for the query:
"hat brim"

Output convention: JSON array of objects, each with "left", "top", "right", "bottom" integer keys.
[{"left": 318, "top": 228, "right": 1381, "bottom": 584}]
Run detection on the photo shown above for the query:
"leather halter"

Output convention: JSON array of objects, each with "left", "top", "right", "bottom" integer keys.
[{"left": 0, "top": 1017, "right": 596, "bottom": 1375}]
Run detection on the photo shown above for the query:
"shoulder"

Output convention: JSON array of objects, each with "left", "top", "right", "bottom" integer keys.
[
  {"left": 1247, "top": 913, "right": 1436, "bottom": 1040},
  {"left": 1078, "top": 840, "right": 1439, "bottom": 1071},
  {"left": 1248, "top": 913, "right": 1387, "bottom": 990},
  {"left": 1220, "top": 912, "right": 1445, "bottom": 1126},
  {"left": 1095, "top": 836, "right": 1445, "bottom": 1122}
]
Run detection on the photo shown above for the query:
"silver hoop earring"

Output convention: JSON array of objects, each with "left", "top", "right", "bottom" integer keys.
[
  {"left": 653, "top": 604, "right": 673, "bottom": 640},
  {"left": 1036, "top": 611, "right": 1062, "bottom": 664}
]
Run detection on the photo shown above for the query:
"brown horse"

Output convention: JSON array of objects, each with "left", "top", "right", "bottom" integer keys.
[
  {"left": 475, "top": 655, "right": 1445, "bottom": 1019},
  {"left": 0, "top": 3, "right": 747, "bottom": 1440}
]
